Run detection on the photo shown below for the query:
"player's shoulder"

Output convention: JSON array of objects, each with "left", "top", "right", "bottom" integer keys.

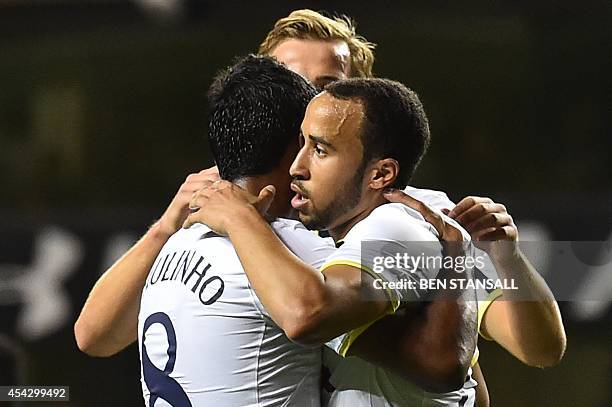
[
  {"left": 271, "top": 217, "right": 333, "bottom": 244},
  {"left": 271, "top": 217, "right": 307, "bottom": 231},
  {"left": 403, "top": 185, "right": 455, "bottom": 211},
  {"left": 271, "top": 217, "right": 322, "bottom": 242},
  {"left": 166, "top": 223, "right": 211, "bottom": 246},
  {"left": 271, "top": 217, "right": 335, "bottom": 268},
  {"left": 403, "top": 186, "right": 471, "bottom": 240},
  {"left": 346, "top": 203, "right": 439, "bottom": 243}
]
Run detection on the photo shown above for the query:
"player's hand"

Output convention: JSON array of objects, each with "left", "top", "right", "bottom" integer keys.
[
  {"left": 383, "top": 189, "right": 464, "bottom": 242},
  {"left": 157, "top": 167, "right": 220, "bottom": 237},
  {"left": 446, "top": 196, "right": 519, "bottom": 259},
  {"left": 182, "top": 181, "right": 276, "bottom": 235}
]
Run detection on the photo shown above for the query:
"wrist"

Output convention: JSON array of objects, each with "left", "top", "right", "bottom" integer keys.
[
  {"left": 226, "top": 204, "right": 265, "bottom": 234},
  {"left": 149, "top": 220, "right": 175, "bottom": 241},
  {"left": 488, "top": 241, "right": 522, "bottom": 267}
]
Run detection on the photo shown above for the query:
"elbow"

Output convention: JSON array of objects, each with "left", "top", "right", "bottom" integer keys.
[
  {"left": 522, "top": 334, "right": 567, "bottom": 369},
  {"left": 406, "top": 345, "right": 470, "bottom": 393},
  {"left": 74, "top": 319, "right": 114, "bottom": 357},
  {"left": 281, "top": 300, "right": 327, "bottom": 346},
  {"left": 284, "top": 323, "right": 320, "bottom": 347},
  {"left": 422, "top": 357, "right": 470, "bottom": 393}
]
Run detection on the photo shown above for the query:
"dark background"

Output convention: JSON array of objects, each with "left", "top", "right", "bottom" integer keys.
[{"left": 0, "top": 1, "right": 610, "bottom": 406}]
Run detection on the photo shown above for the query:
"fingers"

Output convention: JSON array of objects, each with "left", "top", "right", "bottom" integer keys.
[
  {"left": 183, "top": 169, "right": 221, "bottom": 191},
  {"left": 383, "top": 189, "right": 430, "bottom": 215},
  {"left": 452, "top": 202, "right": 506, "bottom": 227},
  {"left": 448, "top": 196, "right": 494, "bottom": 219},
  {"left": 383, "top": 189, "right": 461, "bottom": 241},
  {"left": 383, "top": 189, "right": 438, "bottom": 224},
  {"left": 464, "top": 212, "right": 514, "bottom": 235},
  {"left": 188, "top": 187, "right": 212, "bottom": 212},
  {"left": 474, "top": 225, "right": 518, "bottom": 242},
  {"left": 199, "top": 166, "right": 220, "bottom": 179},
  {"left": 448, "top": 195, "right": 519, "bottom": 243},
  {"left": 183, "top": 208, "right": 209, "bottom": 230},
  {"left": 183, "top": 180, "right": 257, "bottom": 230}
]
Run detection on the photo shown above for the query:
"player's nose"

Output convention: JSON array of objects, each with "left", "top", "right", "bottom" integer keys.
[{"left": 289, "top": 146, "right": 310, "bottom": 180}]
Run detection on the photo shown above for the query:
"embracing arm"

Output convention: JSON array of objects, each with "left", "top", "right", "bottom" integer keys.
[
  {"left": 208, "top": 202, "right": 389, "bottom": 344},
  {"left": 349, "top": 189, "right": 478, "bottom": 393},
  {"left": 74, "top": 168, "right": 219, "bottom": 356},
  {"left": 480, "top": 252, "right": 566, "bottom": 367},
  {"left": 74, "top": 223, "right": 171, "bottom": 356},
  {"left": 349, "top": 298, "right": 476, "bottom": 393},
  {"left": 449, "top": 196, "right": 566, "bottom": 367},
  {"left": 186, "top": 184, "right": 477, "bottom": 392}
]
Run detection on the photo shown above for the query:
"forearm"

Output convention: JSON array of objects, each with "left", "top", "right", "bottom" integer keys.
[
  {"left": 74, "top": 222, "right": 171, "bottom": 356},
  {"left": 396, "top": 281, "right": 476, "bottom": 390},
  {"left": 349, "top": 299, "right": 476, "bottom": 393},
  {"left": 352, "top": 245, "right": 477, "bottom": 392},
  {"left": 472, "top": 362, "right": 490, "bottom": 407},
  {"left": 487, "top": 249, "right": 566, "bottom": 366},
  {"left": 226, "top": 207, "right": 328, "bottom": 336},
  {"left": 226, "top": 207, "right": 387, "bottom": 344}
]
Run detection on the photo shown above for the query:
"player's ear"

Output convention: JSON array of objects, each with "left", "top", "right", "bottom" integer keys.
[{"left": 368, "top": 158, "right": 399, "bottom": 190}]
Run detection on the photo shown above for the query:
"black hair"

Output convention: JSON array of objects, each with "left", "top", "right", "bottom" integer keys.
[
  {"left": 325, "top": 78, "right": 430, "bottom": 188},
  {"left": 207, "top": 54, "right": 317, "bottom": 181}
]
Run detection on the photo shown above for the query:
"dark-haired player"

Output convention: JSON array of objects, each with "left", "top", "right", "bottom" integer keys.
[
  {"left": 185, "top": 77, "right": 480, "bottom": 405},
  {"left": 136, "top": 56, "right": 474, "bottom": 406},
  {"left": 137, "top": 55, "right": 325, "bottom": 406}
]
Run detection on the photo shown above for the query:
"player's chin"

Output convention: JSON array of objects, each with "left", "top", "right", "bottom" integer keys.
[{"left": 298, "top": 212, "right": 318, "bottom": 230}]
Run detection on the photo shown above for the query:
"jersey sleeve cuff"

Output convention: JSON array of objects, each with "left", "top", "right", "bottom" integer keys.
[
  {"left": 320, "top": 259, "right": 400, "bottom": 312},
  {"left": 477, "top": 288, "right": 503, "bottom": 341},
  {"left": 320, "top": 259, "right": 400, "bottom": 357}
]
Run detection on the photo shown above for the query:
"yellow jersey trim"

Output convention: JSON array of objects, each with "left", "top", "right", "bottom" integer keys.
[
  {"left": 477, "top": 288, "right": 503, "bottom": 341},
  {"left": 319, "top": 259, "right": 400, "bottom": 312},
  {"left": 319, "top": 259, "right": 400, "bottom": 357},
  {"left": 471, "top": 347, "right": 480, "bottom": 367},
  {"left": 470, "top": 289, "right": 503, "bottom": 366}
]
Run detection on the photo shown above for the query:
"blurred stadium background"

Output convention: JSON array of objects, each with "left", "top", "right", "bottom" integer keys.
[{"left": 0, "top": 0, "right": 610, "bottom": 406}]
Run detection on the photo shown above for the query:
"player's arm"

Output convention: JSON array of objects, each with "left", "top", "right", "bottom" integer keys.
[
  {"left": 74, "top": 168, "right": 219, "bottom": 357},
  {"left": 449, "top": 196, "right": 567, "bottom": 368},
  {"left": 347, "top": 189, "right": 478, "bottom": 393},
  {"left": 472, "top": 362, "right": 490, "bottom": 407},
  {"left": 183, "top": 182, "right": 405, "bottom": 342},
  {"left": 186, "top": 183, "right": 477, "bottom": 392}
]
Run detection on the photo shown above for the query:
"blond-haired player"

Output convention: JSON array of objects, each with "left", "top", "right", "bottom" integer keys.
[{"left": 255, "top": 3, "right": 566, "bottom": 380}]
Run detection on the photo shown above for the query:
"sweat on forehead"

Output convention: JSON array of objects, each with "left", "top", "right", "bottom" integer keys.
[{"left": 306, "top": 92, "right": 365, "bottom": 142}]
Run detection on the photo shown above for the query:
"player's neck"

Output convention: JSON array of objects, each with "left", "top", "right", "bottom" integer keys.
[
  {"left": 329, "top": 193, "right": 388, "bottom": 241},
  {"left": 234, "top": 177, "right": 289, "bottom": 219}
]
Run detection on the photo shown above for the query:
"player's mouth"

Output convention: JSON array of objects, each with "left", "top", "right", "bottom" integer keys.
[{"left": 290, "top": 182, "right": 310, "bottom": 210}]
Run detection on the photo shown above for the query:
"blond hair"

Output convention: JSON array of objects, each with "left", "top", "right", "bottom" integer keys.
[{"left": 258, "top": 9, "right": 376, "bottom": 78}]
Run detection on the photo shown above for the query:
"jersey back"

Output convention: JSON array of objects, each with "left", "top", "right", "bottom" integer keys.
[{"left": 138, "top": 219, "right": 334, "bottom": 407}]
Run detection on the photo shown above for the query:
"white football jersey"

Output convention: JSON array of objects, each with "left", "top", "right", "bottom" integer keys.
[
  {"left": 324, "top": 349, "right": 477, "bottom": 407},
  {"left": 404, "top": 186, "right": 503, "bottom": 337},
  {"left": 138, "top": 219, "right": 335, "bottom": 407},
  {"left": 320, "top": 202, "right": 478, "bottom": 406}
]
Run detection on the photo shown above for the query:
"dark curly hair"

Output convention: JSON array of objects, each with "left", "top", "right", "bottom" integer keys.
[{"left": 207, "top": 54, "right": 317, "bottom": 181}]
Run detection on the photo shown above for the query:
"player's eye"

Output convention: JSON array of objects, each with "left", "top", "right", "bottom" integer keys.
[{"left": 314, "top": 144, "right": 327, "bottom": 157}]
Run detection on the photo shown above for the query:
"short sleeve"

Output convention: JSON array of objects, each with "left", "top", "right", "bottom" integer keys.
[
  {"left": 472, "top": 248, "right": 503, "bottom": 339},
  {"left": 321, "top": 204, "right": 444, "bottom": 357},
  {"left": 320, "top": 204, "right": 442, "bottom": 310},
  {"left": 272, "top": 218, "right": 335, "bottom": 269}
]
